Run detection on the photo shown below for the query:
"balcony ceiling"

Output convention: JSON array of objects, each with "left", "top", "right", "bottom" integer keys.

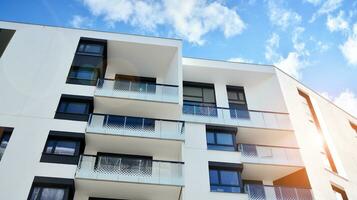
[{"left": 106, "top": 41, "right": 178, "bottom": 80}]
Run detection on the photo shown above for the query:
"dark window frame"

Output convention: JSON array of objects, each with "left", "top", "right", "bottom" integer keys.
[
  {"left": 55, "top": 95, "right": 93, "bottom": 122},
  {"left": 183, "top": 81, "right": 216, "bottom": 106},
  {"left": 40, "top": 131, "right": 85, "bottom": 165},
  {"left": 67, "top": 38, "right": 107, "bottom": 86},
  {"left": 27, "top": 176, "right": 74, "bottom": 200},
  {"left": 206, "top": 126, "right": 237, "bottom": 151},
  {"left": 227, "top": 86, "right": 249, "bottom": 119},
  {"left": 208, "top": 162, "right": 244, "bottom": 193}
]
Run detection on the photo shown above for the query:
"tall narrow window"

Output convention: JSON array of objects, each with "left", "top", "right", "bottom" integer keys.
[
  {"left": 0, "top": 29, "right": 16, "bottom": 58},
  {"left": 67, "top": 38, "right": 107, "bottom": 86},
  {"left": 227, "top": 86, "right": 249, "bottom": 119},
  {"left": 0, "top": 127, "right": 13, "bottom": 161},
  {"left": 298, "top": 90, "right": 338, "bottom": 173},
  {"left": 183, "top": 82, "right": 216, "bottom": 116},
  {"left": 55, "top": 95, "right": 93, "bottom": 121},
  {"left": 332, "top": 185, "right": 348, "bottom": 200}
]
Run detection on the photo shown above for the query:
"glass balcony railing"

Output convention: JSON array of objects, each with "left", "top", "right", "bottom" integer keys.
[
  {"left": 95, "top": 79, "right": 179, "bottom": 103},
  {"left": 87, "top": 114, "right": 185, "bottom": 141},
  {"left": 239, "top": 144, "right": 303, "bottom": 166},
  {"left": 76, "top": 155, "right": 184, "bottom": 186},
  {"left": 245, "top": 184, "right": 314, "bottom": 200},
  {"left": 182, "top": 104, "right": 292, "bottom": 130}
]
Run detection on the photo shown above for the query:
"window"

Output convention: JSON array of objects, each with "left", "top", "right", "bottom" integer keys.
[
  {"left": 0, "top": 127, "right": 13, "bottom": 160},
  {"left": 332, "top": 185, "right": 348, "bottom": 200},
  {"left": 105, "top": 115, "right": 155, "bottom": 131},
  {"left": 28, "top": 176, "right": 74, "bottom": 200},
  {"left": 0, "top": 29, "right": 16, "bottom": 58},
  {"left": 96, "top": 153, "right": 153, "bottom": 176},
  {"left": 183, "top": 82, "right": 216, "bottom": 116},
  {"left": 227, "top": 86, "right": 249, "bottom": 119},
  {"left": 55, "top": 95, "right": 93, "bottom": 121},
  {"left": 41, "top": 131, "right": 85, "bottom": 165},
  {"left": 67, "top": 38, "right": 107, "bottom": 86},
  {"left": 209, "top": 162, "right": 243, "bottom": 193},
  {"left": 206, "top": 126, "right": 237, "bottom": 151}
]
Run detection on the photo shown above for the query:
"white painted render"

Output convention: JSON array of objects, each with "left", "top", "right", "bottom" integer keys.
[{"left": 0, "top": 21, "right": 356, "bottom": 200}]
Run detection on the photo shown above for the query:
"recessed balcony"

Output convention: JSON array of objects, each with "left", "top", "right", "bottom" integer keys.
[
  {"left": 182, "top": 105, "right": 293, "bottom": 130},
  {"left": 240, "top": 144, "right": 304, "bottom": 181},
  {"left": 245, "top": 184, "right": 313, "bottom": 200},
  {"left": 75, "top": 155, "right": 184, "bottom": 200},
  {"left": 94, "top": 79, "right": 180, "bottom": 119},
  {"left": 85, "top": 114, "right": 184, "bottom": 160}
]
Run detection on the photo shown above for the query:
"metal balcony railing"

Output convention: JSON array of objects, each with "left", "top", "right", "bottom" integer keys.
[
  {"left": 76, "top": 155, "right": 184, "bottom": 186},
  {"left": 87, "top": 114, "right": 185, "bottom": 141},
  {"left": 245, "top": 184, "right": 314, "bottom": 200},
  {"left": 95, "top": 79, "right": 179, "bottom": 103},
  {"left": 182, "top": 104, "right": 292, "bottom": 130},
  {"left": 240, "top": 144, "right": 303, "bottom": 166}
]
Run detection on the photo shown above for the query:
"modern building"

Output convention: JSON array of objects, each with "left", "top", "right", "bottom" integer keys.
[{"left": 0, "top": 21, "right": 356, "bottom": 200}]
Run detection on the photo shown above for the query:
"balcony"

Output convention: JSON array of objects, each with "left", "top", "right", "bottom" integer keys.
[
  {"left": 245, "top": 184, "right": 314, "bottom": 200},
  {"left": 94, "top": 79, "right": 180, "bottom": 119},
  {"left": 75, "top": 155, "right": 184, "bottom": 200},
  {"left": 85, "top": 114, "right": 184, "bottom": 160},
  {"left": 182, "top": 105, "right": 293, "bottom": 130},
  {"left": 240, "top": 144, "right": 304, "bottom": 181}
]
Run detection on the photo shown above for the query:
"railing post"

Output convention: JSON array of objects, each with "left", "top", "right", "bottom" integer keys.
[
  {"left": 105, "top": 114, "right": 109, "bottom": 130},
  {"left": 129, "top": 81, "right": 132, "bottom": 92}
]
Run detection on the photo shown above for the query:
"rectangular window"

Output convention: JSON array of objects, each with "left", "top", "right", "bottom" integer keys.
[
  {"left": 0, "top": 127, "right": 13, "bottom": 160},
  {"left": 0, "top": 28, "right": 16, "bottom": 58},
  {"left": 40, "top": 131, "right": 85, "bottom": 165},
  {"left": 55, "top": 95, "right": 93, "bottom": 121},
  {"left": 28, "top": 176, "right": 74, "bottom": 200},
  {"left": 206, "top": 126, "right": 237, "bottom": 151},
  {"left": 183, "top": 82, "right": 217, "bottom": 116},
  {"left": 209, "top": 162, "right": 243, "bottom": 193},
  {"left": 227, "top": 86, "right": 249, "bottom": 119},
  {"left": 67, "top": 38, "right": 107, "bottom": 86}
]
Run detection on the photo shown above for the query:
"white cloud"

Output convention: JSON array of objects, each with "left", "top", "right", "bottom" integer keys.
[
  {"left": 81, "top": 0, "right": 246, "bottom": 45},
  {"left": 292, "top": 27, "right": 309, "bottom": 56},
  {"left": 274, "top": 52, "right": 303, "bottom": 79},
  {"left": 326, "top": 11, "right": 349, "bottom": 32},
  {"left": 70, "top": 15, "right": 92, "bottom": 28},
  {"left": 310, "top": 0, "right": 343, "bottom": 22},
  {"left": 265, "top": 33, "right": 280, "bottom": 61},
  {"left": 339, "top": 23, "right": 357, "bottom": 66},
  {"left": 304, "top": 0, "right": 322, "bottom": 6},
  {"left": 322, "top": 90, "right": 357, "bottom": 117},
  {"left": 228, "top": 57, "right": 253, "bottom": 63},
  {"left": 267, "top": 0, "right": 301, "bottom": 30}
]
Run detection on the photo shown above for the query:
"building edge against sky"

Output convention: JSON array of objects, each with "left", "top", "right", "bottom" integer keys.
[{"left": 0, "top": 20, "right": 356, "bottom": 200}]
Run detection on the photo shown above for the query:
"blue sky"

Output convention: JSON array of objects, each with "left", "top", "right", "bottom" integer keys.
[{"left": 0, "top": 0, "right": 356, "bottom": 116}]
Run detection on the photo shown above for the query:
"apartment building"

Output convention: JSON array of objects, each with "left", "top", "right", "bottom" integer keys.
[{"left": 0, "top": 21, "right": 356, "bottom": 200}]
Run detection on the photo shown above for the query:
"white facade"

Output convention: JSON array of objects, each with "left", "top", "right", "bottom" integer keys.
[{"left": 0, "top": 21, "right": 356, "bottom": 200}]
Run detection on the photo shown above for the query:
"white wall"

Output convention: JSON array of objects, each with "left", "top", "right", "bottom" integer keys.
[{"left": 276, "top": 68, "right": 357, "bottom": 200}]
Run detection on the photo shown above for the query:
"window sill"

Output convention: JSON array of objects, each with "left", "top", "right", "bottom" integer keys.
[{"left": 54, "top": 112, "right": 89, "bottom": 122}]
